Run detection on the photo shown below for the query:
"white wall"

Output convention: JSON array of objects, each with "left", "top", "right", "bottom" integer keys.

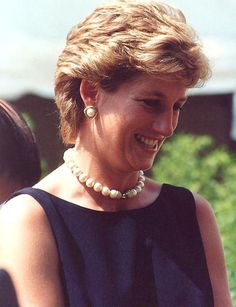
[{"left": 1, "top": 0, "right": 236, "bottom": 99}]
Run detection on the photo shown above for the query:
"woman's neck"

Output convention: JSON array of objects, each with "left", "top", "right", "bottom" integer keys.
[{"left": 72, "top": 146, "right": 141, "bottom": 193}]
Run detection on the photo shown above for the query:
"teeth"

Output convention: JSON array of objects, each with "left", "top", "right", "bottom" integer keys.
[{"left": 136, "top": 134, "right": 158, "bottom": 147}]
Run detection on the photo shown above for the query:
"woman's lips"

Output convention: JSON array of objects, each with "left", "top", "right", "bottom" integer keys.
[{"left": 135, "top": 134, "right": 159, "bottom": 150}]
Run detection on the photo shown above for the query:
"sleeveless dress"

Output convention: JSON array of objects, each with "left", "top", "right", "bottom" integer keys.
[{"left": 12, "top": 184, "right": 214, "bottom": 307}]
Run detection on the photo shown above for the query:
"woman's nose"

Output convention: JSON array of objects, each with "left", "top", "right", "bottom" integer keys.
[{"left": 152, "top": 111, "right": 176, "bottom": 138}]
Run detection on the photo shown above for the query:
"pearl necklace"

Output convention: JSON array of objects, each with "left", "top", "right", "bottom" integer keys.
[{"left": 63, "top": 148, "right": 145, "bottom": 199}]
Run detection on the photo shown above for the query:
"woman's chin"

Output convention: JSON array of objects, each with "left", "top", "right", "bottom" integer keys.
[{"left": 128, "top": 157, "right": 155, "bottom": 172}]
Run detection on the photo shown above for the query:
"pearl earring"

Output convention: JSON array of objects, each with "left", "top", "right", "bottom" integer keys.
[{"left": 84, "top": 106, "right": 98, "bottom": 119}]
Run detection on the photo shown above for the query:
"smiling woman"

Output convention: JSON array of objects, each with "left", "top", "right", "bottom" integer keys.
[{"left": 0, "top": 0, "right": 232, "bottom": 306}]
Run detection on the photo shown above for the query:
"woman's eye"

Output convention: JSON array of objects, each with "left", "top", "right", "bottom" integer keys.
[
  {"left": 138, "top": 99, "right": 185, "bottom": 112},
  {"left": 141, "top": 99, "right": 161, "bottom": 109}
]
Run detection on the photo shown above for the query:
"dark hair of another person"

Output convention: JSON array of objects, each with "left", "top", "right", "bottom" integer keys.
[{"left": 0, "top": 99, "right": 41, "bottom": 187}]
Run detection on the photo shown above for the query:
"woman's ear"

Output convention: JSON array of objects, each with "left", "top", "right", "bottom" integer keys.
[{"left": 80, "top": 79, "right": 98, "bottom": 107}]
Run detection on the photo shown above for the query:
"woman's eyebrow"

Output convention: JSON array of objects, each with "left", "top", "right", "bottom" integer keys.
[
  {"left": 142, "top": 90, "right": 188, "bottom": 103},
  {"left": 141, "top": 91, "right": 166, "bottom": 98}
]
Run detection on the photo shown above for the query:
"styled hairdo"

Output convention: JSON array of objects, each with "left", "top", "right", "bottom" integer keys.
[
  {"left": 0, "top": 99, "right": 41, "bottom": 187},
  {"left": 55, "top": 0, "right": 211, "bottom": 144}
]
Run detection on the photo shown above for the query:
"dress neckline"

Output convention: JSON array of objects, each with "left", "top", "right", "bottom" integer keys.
[{"left": 31, "top": 183, "right": 167, "bottom": 215}]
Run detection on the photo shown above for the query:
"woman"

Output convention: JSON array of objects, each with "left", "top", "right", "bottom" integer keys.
[
  {"left": 0, "top": 99, "right": 41, "bottom": 203},
  {"left": 0, "top": 1, "right": 232, "bottom": 306}
]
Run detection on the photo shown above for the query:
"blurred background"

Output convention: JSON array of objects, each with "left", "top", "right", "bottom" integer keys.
[{"left": 1, "top": 0, "right": 236, "bottom": 301}]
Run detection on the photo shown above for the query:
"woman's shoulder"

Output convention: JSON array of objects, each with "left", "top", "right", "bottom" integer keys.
[
  {"left": 0, "top": 192, "right": 46, "bottom": 227},
  {"left": 191, "top": 192, "right": 232, "bottom": 305},
  {"left": 0, "top": 167, "right": 63, "bottom": 224},
  {"left": 0, "top": 168, "right": 64, "bottom": 259},
  {"left": 192, "top": 192, "right": 215, "bottom": 222},
  {"left": 0, "top": 191, "right": 65, "bottom": 306},
  {"left": 0, "top": 192, "right": 58, "bottom": 267},
  {"left": 191, "top": 192, "right": 219, "bottom": 250},
  {"left": 0, "top": 194, "right": 54, "bottom": 264}
]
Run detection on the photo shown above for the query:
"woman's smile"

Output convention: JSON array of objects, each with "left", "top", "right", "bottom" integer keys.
[{"left": 134, "top": 134, "right": 159, "bottom": 152}]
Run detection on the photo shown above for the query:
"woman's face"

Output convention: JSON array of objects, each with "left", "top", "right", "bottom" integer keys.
[{"left": 84, "top": 74, "right": 187, "bottom": 173}]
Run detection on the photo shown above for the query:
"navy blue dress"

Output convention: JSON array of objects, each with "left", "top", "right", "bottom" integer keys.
[{"left": 12, "top": 184, "right": 213, "bottom": 307}]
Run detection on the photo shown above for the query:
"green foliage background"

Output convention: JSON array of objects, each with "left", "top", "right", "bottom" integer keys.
[{"left": 152, "top": 133, "right": 236, "bottom": 304}]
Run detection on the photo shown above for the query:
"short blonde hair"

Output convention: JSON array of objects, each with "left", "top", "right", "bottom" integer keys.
[{"left": 55, "top": 0, "right": 211, "bottom": 144}]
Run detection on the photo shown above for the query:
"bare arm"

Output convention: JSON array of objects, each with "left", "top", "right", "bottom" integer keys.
[
  {"left": 0, "top": 195, "right": 65, "bottom": 307},
  {"left": 194, "top": 193, "right": 232, "bottom": 307}
]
